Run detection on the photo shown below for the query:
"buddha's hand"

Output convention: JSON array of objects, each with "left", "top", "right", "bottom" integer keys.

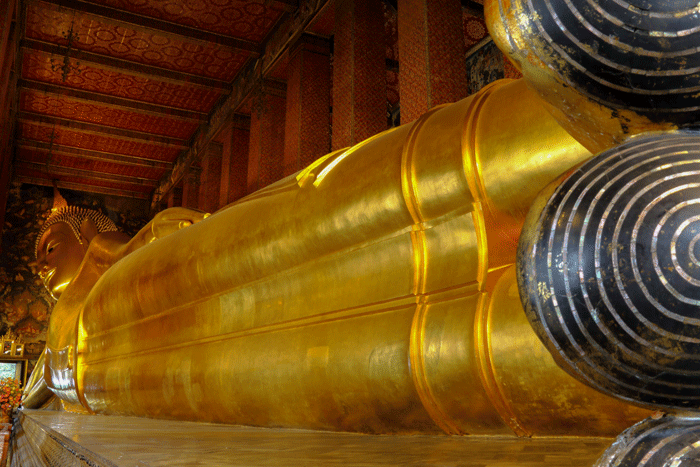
[{"left": 149, "top": 207, "right": 209, "bottom": 243}]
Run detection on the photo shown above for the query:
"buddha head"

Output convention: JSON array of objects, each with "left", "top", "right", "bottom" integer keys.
[{"left": 35, "top": 206, "right": 118, "bottom": 300}]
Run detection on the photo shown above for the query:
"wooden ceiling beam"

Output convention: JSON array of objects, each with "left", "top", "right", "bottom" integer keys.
[
  {"left": 269, "top": 0, "right": 299, "bottom": 12},
  {"left": 19, "top": 85, "right": 204, "bottom": 125},
  {"left": 15, "top": 175, "right": 150, "bottom": 199},
  {"left": 16, "top": 139, "right": 172, "bottom": 170},
  {"left": 16, "top": 160, "right": 158, "bottom": 186},
  {"left": 22, "top": 39, "right": 232, "bottom": 92},
  {"left": 37, "top": 0, "right": 261, "bottom": 54},
  {"left": 18, "top": 111, "right": 189, "bottom": 149},
  {"left": 19, "top": 79, "right": 208, "bottom": 122}
]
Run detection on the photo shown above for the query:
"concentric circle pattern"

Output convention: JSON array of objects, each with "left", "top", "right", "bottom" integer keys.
[
  {"left": 595, "top": 415, "right": 700, "bottom": 466},
  {"left": 518, "top": 131, "right": 700, "bottom": 410},
  {"left": 518, "top": 0, "right": 700, "bottom": 124}
]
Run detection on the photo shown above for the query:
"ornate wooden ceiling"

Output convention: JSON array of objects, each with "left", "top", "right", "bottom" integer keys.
[
  {"left": 8, "top": 0, "right": 461, "bottom": 204},
  {"left": 13, "top": 0, "right": 298, "bottom": 200}
]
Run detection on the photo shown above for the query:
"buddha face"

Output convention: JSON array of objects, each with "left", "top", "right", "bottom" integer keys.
[{"left": 36, "top": 221, "right": 87, "bottom": 300}]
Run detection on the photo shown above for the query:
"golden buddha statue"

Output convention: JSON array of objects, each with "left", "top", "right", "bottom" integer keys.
[
  {"left": 31, "top": 205, "right": 207, "bottom": 409},
  {"left": 25, "top": 77, "right": 652, "bottom": 436},
  {"left": 36, "top": 205, "right": 120, "bottom": 301}
]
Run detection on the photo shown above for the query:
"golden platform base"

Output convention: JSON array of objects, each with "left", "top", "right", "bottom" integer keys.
[{"left": 11, "top": 410, "right": 614, "bottom": 466}]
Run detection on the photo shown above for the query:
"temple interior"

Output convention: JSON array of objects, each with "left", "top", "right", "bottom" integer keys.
[
  {"left": 0, "top": 0, "right": 515, "bottom": 365},
  {"left": 0, "top": 0, "right": 697, "bottom": 465}
]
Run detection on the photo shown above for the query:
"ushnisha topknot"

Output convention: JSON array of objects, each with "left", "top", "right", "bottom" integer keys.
[{"left": 35, "top": 206, "right": 118, "bottom": 259}]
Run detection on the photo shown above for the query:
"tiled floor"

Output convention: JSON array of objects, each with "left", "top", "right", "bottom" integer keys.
[{"left": 13, "top": 410, "right": 615, "bottom": 466}]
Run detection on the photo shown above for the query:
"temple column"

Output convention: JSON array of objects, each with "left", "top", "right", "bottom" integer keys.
[
  {"left": 166, "top": 187, "right": 181, "bottom": 208},
  {"left": 181, "top": 167, "right": 201, "bottom": 210},
  {"left": 332, "top": 0, "right": 386, "bottom": 150},
  {"left": 247, "top": 81, "right": 286, "bottom": 194},
  {"left": 283, "top": 35, "right": 331, "bottom": 176},
  {"left": 398, "top": 0, "right": 467, "bottom": 123},
  {"left": 0, "top": 0, "right": 17, "bottom": 243},
  {"left": 198, "top": 142, "right": 223, "bottom": 213},
  {"left": 219, "top": 115, "right": 250, "bottom": 206},
  {"left": 218, "top": 125, "right": 232, "bottom": 208}
]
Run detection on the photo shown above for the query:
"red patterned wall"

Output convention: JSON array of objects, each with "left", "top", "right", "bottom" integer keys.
[
  {"left": 332, "top": 0, "right": 387, "bottom": 150},
  {"left": 227, "top": 127, "right": 249, "bottom": 204},
  {"left": 199, "top": 151, "right": 221, "bottom": 213},
  {"left": 463, "top": 11, "right": 488, "bottom": 51},
  {"left": 399, "top": 0, "right": 467, "bottom": 123},
  {"left": 259, "top": 94, "right": 286, "bottom": 188},
  {"left": 283, "top": 45, "right": 331, "bottom": 176},
  {"left": 248, "top": 92, "right": 286, "bottom": 192}
]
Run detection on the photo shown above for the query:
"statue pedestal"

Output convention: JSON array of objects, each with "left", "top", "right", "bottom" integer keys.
[{"left": 10, "top": 410, "right": 615, "bottom": 466}]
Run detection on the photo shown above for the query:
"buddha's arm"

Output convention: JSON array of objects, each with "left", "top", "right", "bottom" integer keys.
[
  {"left": 22, "top": 350, "right": 54, "bottom": 409},
  {"left": 118, "top": 207, "right": 209, "bottom": 258},
  {"left": 43, "top": 233, "right": 128, "bottom": 407}
]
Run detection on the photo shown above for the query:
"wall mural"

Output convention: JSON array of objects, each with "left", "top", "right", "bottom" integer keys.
[
  {"left": 463, "top": 9, "right": 522, "bottom": 95},
  {"left": 0, "top": 183, "right": 148, "bottom": 351}
]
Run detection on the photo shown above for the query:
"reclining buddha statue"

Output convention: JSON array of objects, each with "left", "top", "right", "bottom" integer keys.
[{"left": 24, "top": 0, "right": 700, "bottom": 447}]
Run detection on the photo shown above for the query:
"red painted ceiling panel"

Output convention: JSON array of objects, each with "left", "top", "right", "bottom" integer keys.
[
  {"left": 19, "top": 89, "right": 198, "bottom": 140},
  {"left": 87, "top": 0, "right": 285, "bottom": 42},
  {"left": 14, "top": 165, "right": 154, "bottom": 194},
  {"left": 26, "top": 1, "right": 249, "bottom": 81},
  {"left": 17, "top": 147, "right": 165, "bottom": 180},
  {"left": 19, "top": 121, "right": 180, "bottom": 161},
  {"left": 22, "top": 49, "right": 224, "bottom": 112}
]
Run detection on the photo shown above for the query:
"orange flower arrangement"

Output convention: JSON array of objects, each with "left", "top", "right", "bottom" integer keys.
[{"left": 0, "top": 377, "right": 22, "bottom": 417}]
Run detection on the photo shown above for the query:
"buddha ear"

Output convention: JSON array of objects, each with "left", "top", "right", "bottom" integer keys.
[{"left": 79, "top": 217, "right": 99, "bottom": 245}]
